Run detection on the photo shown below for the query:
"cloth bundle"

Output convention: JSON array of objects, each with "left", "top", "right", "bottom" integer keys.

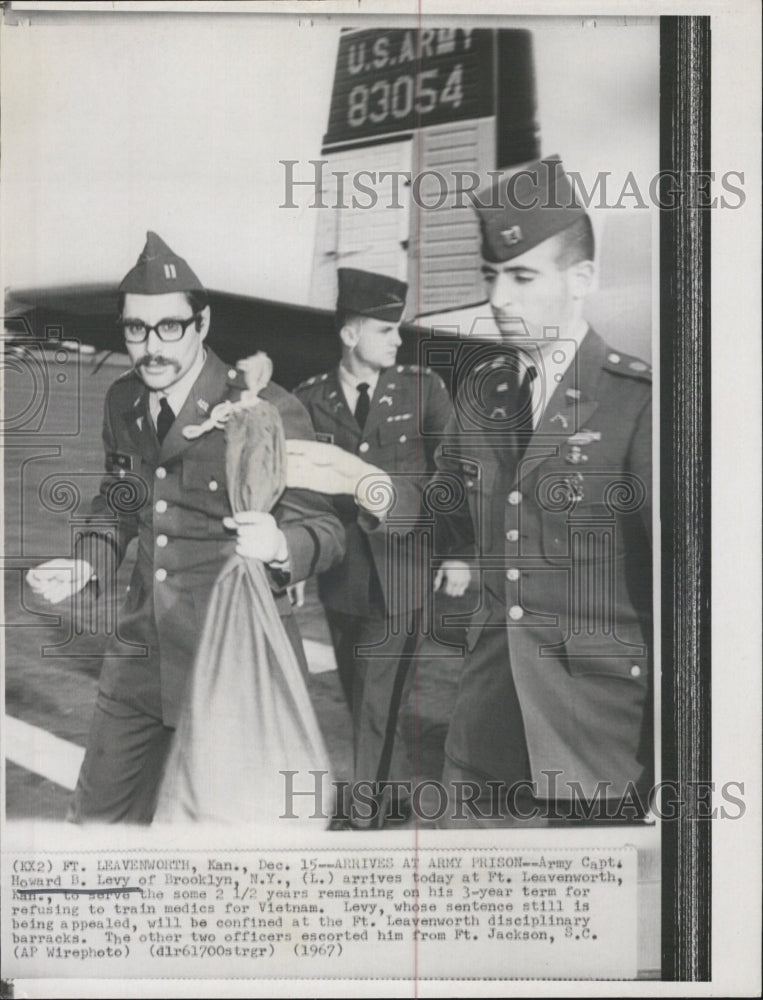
[{"left": 155, "top": 354, "right": 331, "bottom": 825}]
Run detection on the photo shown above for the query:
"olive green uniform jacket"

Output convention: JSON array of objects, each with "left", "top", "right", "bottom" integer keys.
[
  {"left": 436, "top": 330, "right": 653, "bottom": 800},
  {"left": 78, "top": 348, "right": 345, "bottom": 727},
  {"left": 294, "top": 363, "right": 453, "bottom": 618}
]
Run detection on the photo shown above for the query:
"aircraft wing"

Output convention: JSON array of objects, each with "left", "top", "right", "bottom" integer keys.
[
  {"left": 4, "top": 284, "right": 345, "bottom": 390},
  {"left": 5, "top": 284, "right": 503, "bottom": 392}
]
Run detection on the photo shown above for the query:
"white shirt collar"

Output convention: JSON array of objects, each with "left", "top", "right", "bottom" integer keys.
[
  {"left": 149, "top": 347, "right": 207, "bottom": 423},
  {"left": 337, "top": 363, "right": 381, "bottom": 409}
]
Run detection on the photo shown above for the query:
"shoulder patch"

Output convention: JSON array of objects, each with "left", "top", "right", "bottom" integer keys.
[{"left": 603, "top": 351, "right": 652, "bottom": 382}]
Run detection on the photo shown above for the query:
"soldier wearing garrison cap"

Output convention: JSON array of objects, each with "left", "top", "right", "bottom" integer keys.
[
  {"left": 435, "top": 157, "right": 654, "bottom": 826},
  {"left": 295, "top": 267, "right": 454, "bottom": 829},
  {"left": 27, "top": 232, "right": 345, "bottom": 823}
]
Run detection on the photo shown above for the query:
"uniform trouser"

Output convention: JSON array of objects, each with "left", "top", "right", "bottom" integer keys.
[
  {"left": 68, "top": 692, "right": 174, "bottom": 824},
  {"left": 325, "top": 608, "right": 419, "bottom": 821},
  {"left": 439, "top": 616, "right": 544, "bottom": 829}
]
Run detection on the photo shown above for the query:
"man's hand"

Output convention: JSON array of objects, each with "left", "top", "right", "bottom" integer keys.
[
  {"left": 286, "top": 440, "right": 394, "bottom": 517},
  {"left": 223, "top": 511, "right": 289, "bottom": 563},
  {"left": 434, "top": 560, "right": 471, "bottom": 598},
  {"left": 26, "top": 558, "right": 95, "bottom": 604},
  {"left": 287, "top": 580, "right": 306, "bottom": 608}
]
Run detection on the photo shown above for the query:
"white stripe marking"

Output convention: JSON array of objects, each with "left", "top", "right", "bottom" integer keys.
[
  {"left": 5, "top": 642, "right": 336, "bottom": 788},
  {"left": 5, "top": 715, "right": 84, "bottom": 791},
  {"left": 304, "top": 638, "right": 337, "bottom": 674}
]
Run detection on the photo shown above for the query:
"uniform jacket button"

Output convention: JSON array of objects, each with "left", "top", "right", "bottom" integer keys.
[
  {"left": 155, "top": 466, "right": 167, "bottom": 479},
  {"left": 155, "top": 568, "right": 167, "bottom": 582},
  {"left": 155, "top": 500, "right": 167, "bottom": 513},
  {"left": 398, "top": 434, "right": 407, "bottom": 443},
  {"left": 630, "top": 664, "right": 642, "bottom": 678},
  {"left": 209, "top": 479, "right": 218, "bottom": 491},
  {"left": 507, "top": 490, "right": 522, "bottom": 506},
  {"left": 359, "top": 442, "right": 370, "bottom": 454},
  {"left": 508, "top": 605, "right": 524, "bottom": 620},
  {"left": 506, "top": 529, "right": 519, "bottom": 542},
  {"left": 506, "top": 568, "right": 520, "bottom": 582},
  {"left": 156, "top": 534, "right": 168, "bottom": 548}
]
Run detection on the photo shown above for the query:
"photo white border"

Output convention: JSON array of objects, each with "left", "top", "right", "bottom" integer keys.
[{"left": 1, "top": 0, "right": 760, "bottom": 996}]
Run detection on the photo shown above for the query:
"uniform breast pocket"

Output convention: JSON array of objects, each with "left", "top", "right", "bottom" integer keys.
[
  {"left": 180, "top": 459, "right": 228, "bottom": 526},
  {"left": 376, "top": 421, "right": 422, "bottom": 472},
  {"left": 541, "top": 507, "right": 629, "bottom": 566},
  {"left": 536, "top": 461, "right": 633, "bottom": 565},
  {"left": 182, "top": 458, "right": 226, "bottom": 493}
]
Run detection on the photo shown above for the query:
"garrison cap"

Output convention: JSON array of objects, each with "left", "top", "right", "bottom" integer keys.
[
  {"left": 471, "top": 155, "right": 587, "bottom": 263},
  {"left": 337, "top": 268, "right": 407, "bottom": 324},
  {"left": 119, "top": 231, "right": 205, "bottom": 295}
]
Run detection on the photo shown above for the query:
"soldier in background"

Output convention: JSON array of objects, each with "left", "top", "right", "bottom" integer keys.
[
  {"left": 295, "top": 268, "right": 464, "bottom": 828},
  {"left": 436, "top": 157, "right": 653, "bottom": 826}
]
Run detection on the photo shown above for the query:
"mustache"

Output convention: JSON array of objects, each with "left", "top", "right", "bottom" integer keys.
[{"left": 134, "top": 355, "right": 182, "bottom": 372}]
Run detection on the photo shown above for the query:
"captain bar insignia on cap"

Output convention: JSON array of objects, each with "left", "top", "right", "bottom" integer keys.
[
  {"left": 119, "top": 230, "right": 205, "bottom": 295},
  {"left": 502, "top": 225, "right": 523, "bottom": 247},
  {"left": 471, "top": 155, "right": 586, "bottom": 265}
]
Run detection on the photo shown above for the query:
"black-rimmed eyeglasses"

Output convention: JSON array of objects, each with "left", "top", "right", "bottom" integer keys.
[{"left": 119, "top": 315, "right": 199, "bottom": 344}]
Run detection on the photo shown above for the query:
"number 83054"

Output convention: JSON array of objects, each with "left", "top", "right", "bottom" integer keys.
[{"left": 347, "top": 64, "right": 464, "bottom": 128}]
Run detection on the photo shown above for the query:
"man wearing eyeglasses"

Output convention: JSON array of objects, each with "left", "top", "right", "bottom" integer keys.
[{"left": 26, "top": 231, "right": 345, "bottom": 823}]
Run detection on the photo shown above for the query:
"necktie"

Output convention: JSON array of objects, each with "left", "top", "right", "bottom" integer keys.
[
  {"left": 156, "top": 396, "right": 175, "bottom": 443},
  {"left": 355, "top": 382, "right": 371, "bottom": 430},
  {"left": 513, "top": 363, "right": 536, "bottom": 442},
  {"left": 506, "top": 354, "right": 536, "bottom": 469}
]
